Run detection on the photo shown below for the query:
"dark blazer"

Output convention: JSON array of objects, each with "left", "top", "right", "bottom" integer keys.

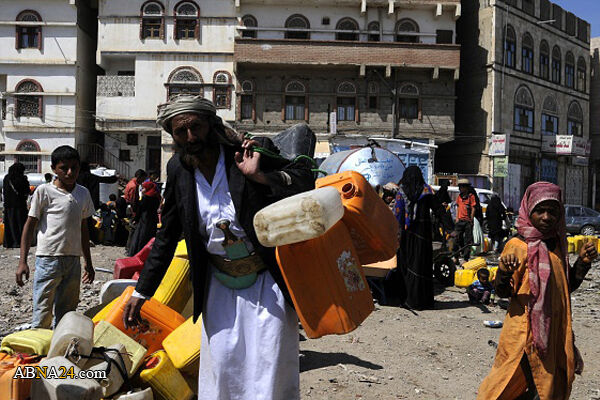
[{"left": 136, "top": 140, "right": 315, "bottom": 321}]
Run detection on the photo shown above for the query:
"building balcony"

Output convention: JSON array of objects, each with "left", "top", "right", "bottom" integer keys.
[
  {"left": 234, "top": 38, "right": 460, "bottom": 72},
  {"left": 97, "top": 76, "right": 135, "bottom": 97}
]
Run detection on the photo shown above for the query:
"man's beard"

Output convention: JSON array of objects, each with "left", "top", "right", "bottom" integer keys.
[{"left": 173, "top": 138, "right": 218, "bottom": 169}]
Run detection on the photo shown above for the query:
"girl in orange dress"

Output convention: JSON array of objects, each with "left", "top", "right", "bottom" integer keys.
[{"left": 477, "top": 182, "right": 597, "bottom": 400}]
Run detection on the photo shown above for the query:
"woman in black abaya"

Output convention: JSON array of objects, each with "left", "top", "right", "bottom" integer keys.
[
  {"left": 127, "top": 181, "right": 160, "bottom": 256},
  {"left": 2, "top": 163, "right": 30, "bottom": 248},
  {"left": 393, "top": 167, "right": 453, "bottom": 310}
]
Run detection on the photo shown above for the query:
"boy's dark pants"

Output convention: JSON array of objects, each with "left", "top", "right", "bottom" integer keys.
[{"left": 454, "top": 220, "right": 473, "bottom": 260}]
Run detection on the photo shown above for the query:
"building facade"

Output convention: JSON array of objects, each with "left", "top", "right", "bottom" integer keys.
[
  {"left": 591, "top": 37, "right": 600, "bottom": 209},
  {"left": 442, "top": 0, "right": 591, "bottom": 208},
  {"left": 0, "top": 0, "right": 97, "bottom": 174},
  {"left": 95, "top": 0, "right": 237, "bottom": 179},
  {"left": 233, "top": 0, "right": 461, "bottom": 178}
]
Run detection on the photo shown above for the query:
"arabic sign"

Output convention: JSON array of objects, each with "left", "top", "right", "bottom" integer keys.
[
  {"left": 489, "top": 134, "right": 507, "bottom": 156},
  {"left": 553, "top": 135, "right": 591, "bottom": 156},
  {"left": 493, "top": 156, "right": 508, "bottom": 177}
]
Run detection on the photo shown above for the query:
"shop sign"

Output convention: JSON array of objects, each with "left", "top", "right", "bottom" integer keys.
[
  {"left": 555, "top": 135, "right": 591, "bottom": 156},
  {"left": 541, "top": 135, "right": 556, "bottom": 153},
  {"left": 573, "top": 156, "right": 589, "bottom": 167},
  {"left": 493, "top": 156, "right": 508, "bottom": 177},
  {"left": 489, "top": 134, "right": 507, "bottom": 156}
]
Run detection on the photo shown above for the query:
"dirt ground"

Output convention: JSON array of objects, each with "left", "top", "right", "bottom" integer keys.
[{"left": 0, "top": 245, "right": 598, "bottom": 400}]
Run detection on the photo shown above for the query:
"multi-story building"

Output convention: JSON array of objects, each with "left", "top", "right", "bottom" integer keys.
[
  {"left": 0, "top": 0, "right": 97, "bottom": 173},
  {"left": 95, "top": 0, "right": 237, "bottom": 178},
  {"left": 233, "top": 0, "right": 461, "bottom": 179},
  {"left": 441, "top": 0, "right": 591, "bottom": 208},
  {"left": 591, "top": 37, "right": 600, "bottom": 209}
]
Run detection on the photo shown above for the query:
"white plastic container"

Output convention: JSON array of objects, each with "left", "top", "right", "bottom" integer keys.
[
  {"left": 47, "top": 311, "right": 94, "bottom": 367},
  {"left": 99, "top": 279, "right": 138, "bottom": 304},
  {"left": 31, "top": 356, "right": 103, "bottom": 400},
  {"left": 115, "top": 388, "right": 154, "bottom": 399},
  {"left": 92, "top": 167, "right": 118, "bottom": 204},
  {"left": 84, "top": 344, "right": 132, "bottom": 397},
  {"left": 253, "top": 187, "right": 344, "bottom": 247}
]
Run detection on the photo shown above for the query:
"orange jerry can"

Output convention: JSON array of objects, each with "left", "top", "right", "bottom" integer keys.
[
  {"left": 316, "top": 171, "right": 399, "bottom": 265},
  {"left": 276, "top": 220, "right": 374, "bottom": 339},
  {"left": 0, "top": 353, "right": 41, "bottom": 400},
  {"left": 102, "top": 287, "right": 186, "bottom": 355}
]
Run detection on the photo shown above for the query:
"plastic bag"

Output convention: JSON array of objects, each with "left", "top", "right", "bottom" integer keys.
[{"left": 271, "top": 123, "right": 316, "bottom": 160}]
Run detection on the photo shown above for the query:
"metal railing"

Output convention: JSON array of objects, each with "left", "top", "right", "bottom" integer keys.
[{"left": 77, "top": 143, "right": 131, "bottom": 179}]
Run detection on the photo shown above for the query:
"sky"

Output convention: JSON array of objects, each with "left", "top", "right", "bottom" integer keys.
[{"left": 551, "top": 0, "right": 600, "bottom": 37}]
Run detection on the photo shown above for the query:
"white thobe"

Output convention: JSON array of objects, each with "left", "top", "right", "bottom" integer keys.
[{"left": 195, "top": 147, "right": 300, "bottom": 400}]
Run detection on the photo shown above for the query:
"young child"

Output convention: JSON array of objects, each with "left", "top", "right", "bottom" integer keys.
[
  {"left": 467, "top": 268, "right": 494, "bottom": 305},
  {"left": 99, "top": 203, "right": 117, "bottom": 246},
  {"left": 15, "top": 146, "right": 95, "bottom": 329},
  {"left": 106, "top": 193, "right": 117, "bottom": 210},
  {"left": 477, "top": 182, "right": 597, "bottom": 400}
]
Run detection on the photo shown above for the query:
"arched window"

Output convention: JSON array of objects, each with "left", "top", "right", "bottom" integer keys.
[
  {"left": 514, "top": 86, "right": 534, "bottom": 133},
  {"left": 141, "top": 1, "right": 164, "bottom": 40},
  {"left": 567, "top": 101, "right": 583, "bottom": 136},
  {"left": 174, "top": 1, "right": 199, "bottom": 40},
  {"left": 577, "top": 57, "right": 586, "bottom": 92},
  {"left": 336, "top": 82, "right": 357, "bottom": 122},
  {"left": 336, "top": 18, "right": 359, "bottom": 41},
  {"left": 396, "top": 19, "right": 419, "bottom": 43},
  {"left": 240, "top": 80, "right": 254, "bottom": 120},
  {"left": 284, "top": 80, "right": 306, "bottom": 121},
  {"left": 285, "top": 14, "right": 310, "bottom": 39},
  {"left": 212, "top": 71, "right": 231, "bottom": 109},
  {"left": 552, "top": 46, "right": 561, "bottom": 84},
  {"left": 241, "top": 15, "right": 257, "bottom": 38},
  {"left": 521, "top": 33, "right": 534, "bottom": 75},
  {"left": 539, "top": 40, "right": 549, "bottom": 80},
  {"left": 16, "top": 10, "right": 42, "bottom": 50},
  {"left": 367, "top": 21, "right": 380, "bottom": 42},
  {"left": 399, "top": 83, "right": 420, "bottom": 120},
  {"left": 166, "top": 67, "right": 203, "bottom": 99},
  {"left": 565, "top": 52, "right": 575, "bottom": 88},
  {"left": 541, "top": 95, "right": 559, "bottom": 135},
  {"left": 16, "top": 140, "right": 40, "bottom": 173},
  {"left": 368, "top": 81, "right": 379, "bottom": 109},
  {"left": 15, "top": 79, "right": 43, "bottom": 118},
  {"left": 504, "top": 25, "right": 516, "bottom": 69}
]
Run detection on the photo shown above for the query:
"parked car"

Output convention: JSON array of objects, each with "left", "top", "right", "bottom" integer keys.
[{"left": 564, "top": 205, "right": 600, "bottom": 235}]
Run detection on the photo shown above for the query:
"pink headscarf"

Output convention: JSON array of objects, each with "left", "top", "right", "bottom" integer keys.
[{"left": 516, "top": 182, "right": 569, "bottom": 357}]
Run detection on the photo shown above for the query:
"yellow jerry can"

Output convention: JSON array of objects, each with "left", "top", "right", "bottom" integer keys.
[
  {"left": 162, "top": 316, "right": 202, "bottom": 373},
  {"left": 174, "top": 240, "right": 188, "bottom": 259},
  {"left": 462, "top": 257, "right": 487, "bottom": 270},
  {"left": 139, "top": 350, "right": 193, "bottom": 400},
  {"left": 0, "top": 328, "right": 53, "bottom": 356},
  {"left": 93, "top": 320, "right": 147, "bottom": 377},
  {"left": 454, "top": 269, "right": 477, "bottom": 288},
  {"left": 153, "top": 257, "right": 192, "bottom": 313},
  {"left": 92, "top": 297, "right": 119, "bottom": 323}
]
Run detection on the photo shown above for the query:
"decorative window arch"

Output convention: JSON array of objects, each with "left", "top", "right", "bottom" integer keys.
[
  {"left": 367, "top": 81, "right": 379, "bottom": 109},
  {"left": 567, "top": 101, "right": 583, "bottom": 136},
  {"left": 166, "top": 67, "right": 203, "bottom": 99},
  {"left": 239, "top": 80, "right": 255, "bottom": 121},
  {"left": 565, "top": 52, "right": 575, "bottom": 88},
  {"left": 336, "top": 82, "right": 357, "bottom": 122},
  {"left": 514, "top": 85, "right": 534, "bottom": 133},
  {"left": 504, "top": 25, "right": 516, "bottom": 68},
  {"left": 552, "top": 46, "right": 561, "bottom": 84},
  {"left": 577, "top": 56, "right": 586, "bottom": 92},
  {"left": 399, "top": 83, "right": 420, "bottom": 120},
  {"left": 174, "top": 1, "right": 199, "bottom": 40},
  {"left": 16, "top": 10, "right": 42, "bottom": 50},
  {"left": 396, "top": 19, "right": 419, "bottom": 43},
  {"left": 285, "top": 14, "right": 310, "bottom": 39},
  {"left": 141, "top": 1, "right": 165, "bottom": 40},
  {"left": 539, "top": 40, "right": 549, "bottom": 80},
  {"left": 522, "top": 33, "right": 534, "bottom": 74},
  {"left": 284, "top": 80, "right": 307, "bottom": 121},
  {"left": 336, "top": 18, "right": 359, "bottom": 41},
  {"left": 241, "top": 15, "right": 257, "bottom": 38},
  {"left": 16, "top": 139, "right": 41, "bottom": 173},
  {"left": 541, "top": 95, "right": 559, "bottom": 135},
  {"left": 367, "top": 21, "right": 380, "bottom": 42},
  {"left": 15, "top": 79, "right": 43, "bottom": 118},
  {"left": 212, "top": 70, "right": 232, "bottom": 109}
]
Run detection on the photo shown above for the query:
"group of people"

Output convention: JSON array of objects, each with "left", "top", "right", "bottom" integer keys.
[{"left": 8, "top": 94, "right": 597, "bottom": 400}]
